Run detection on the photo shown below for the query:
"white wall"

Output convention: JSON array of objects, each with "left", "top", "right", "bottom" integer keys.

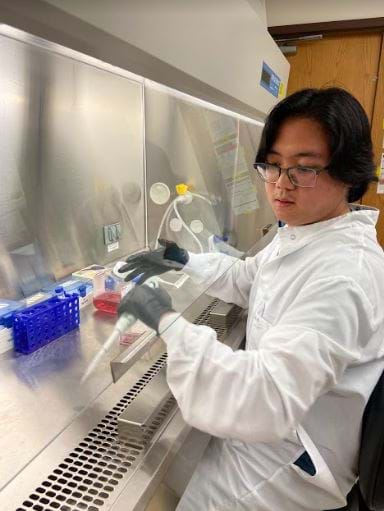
[
  {"left": 267, "top": 0, "right": 384, "bottom": 27},
  {"left": 247, "top": 0, "right": 267, "bottom": 26}
]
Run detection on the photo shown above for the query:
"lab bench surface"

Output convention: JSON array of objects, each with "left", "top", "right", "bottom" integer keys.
[{"left": 0, "top": 290, "right": 246, "bottom": 511}]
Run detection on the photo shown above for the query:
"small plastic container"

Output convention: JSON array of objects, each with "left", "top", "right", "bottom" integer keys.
[
  {"left": 13, "top": 294, "right": 80, "bottom": 354},
  {"left": 92, "top": 271, "right": 142, "bottom": 315},
  {"left": 0, "top": 299, "right": 25, "bottom": 327},
  {"left": 93, "top": 291, "right": 121, "bottom": 315},
  {"left": 42, "top": 278, "right": 93, "bottom": 296},
  {"left": 52, "top": 282, "right": 93, "bottom": 310},
  {"left": 72, "top": 264, "right": 107, "bottom": 283},
  {"left": 93, "top": 272, "right": 130, "bottom": 315},
  {"left": 120, "top": 320, "right": 152, "bottom": 346}
]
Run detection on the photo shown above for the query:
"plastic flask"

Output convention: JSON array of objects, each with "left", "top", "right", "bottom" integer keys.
[
  {"left": 93, "top": 273, "right": 141, "bottom": 315},
  {"left": 93, "top": 274, "right": 122, "bottom": 315}
]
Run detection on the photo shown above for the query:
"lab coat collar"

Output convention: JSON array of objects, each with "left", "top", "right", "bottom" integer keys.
[{"left": 276, "top": 205, "right": 379, "bottom": 257}]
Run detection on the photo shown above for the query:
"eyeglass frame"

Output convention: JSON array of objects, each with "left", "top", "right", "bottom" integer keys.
[{"left": 253, "top": 162, "right": 328, "bottom": 188}]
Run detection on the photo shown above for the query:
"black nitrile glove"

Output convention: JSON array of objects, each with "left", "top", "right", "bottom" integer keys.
[
  {"left": 117, "top": 285, "right": 174, "bottom": 334},
  {"left": 118, "top": 239, "right": 189, "bottom": 284}
]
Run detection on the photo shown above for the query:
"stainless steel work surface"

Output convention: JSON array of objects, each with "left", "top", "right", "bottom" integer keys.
[
  {"left": 0, "top": 340, "right": 170, "bottom": 511},
  {"left": 0, "top": 304, "right": 127, "bottom": 494},
  {"left": 0, "top": 265, "right": 215, "bottom": 493},
  {"left": 0, "top": 271, "right": 246, "bottom": 511}
]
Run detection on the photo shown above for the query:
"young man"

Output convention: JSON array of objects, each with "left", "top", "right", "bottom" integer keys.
[{"left": 118, "top": 88, "right": 384, "bottom": 510}]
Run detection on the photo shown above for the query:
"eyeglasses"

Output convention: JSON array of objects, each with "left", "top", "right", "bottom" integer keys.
[{"left": 253, "top": 162, "right": 327, "bottom": 188}]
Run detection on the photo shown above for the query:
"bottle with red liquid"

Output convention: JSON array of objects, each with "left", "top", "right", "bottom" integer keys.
[
  {"left": 93, "top": 272, "right": 130, "bottom": 315},
  {"left": 93, "top": 290, "right": 122, "bottom": 314}
]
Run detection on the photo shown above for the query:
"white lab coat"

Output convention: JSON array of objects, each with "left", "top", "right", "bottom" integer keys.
[{"left": 159, "top": 206, "right": 384, "bottom": 511}]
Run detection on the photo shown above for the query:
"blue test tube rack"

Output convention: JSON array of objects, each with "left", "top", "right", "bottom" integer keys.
[{"left": 13, "top": 294, "right": 80, "bottom": 354}]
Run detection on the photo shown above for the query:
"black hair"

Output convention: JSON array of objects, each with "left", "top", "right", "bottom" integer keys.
[{"left": 256, "top": 87, "right": 376, "bottom": 202}]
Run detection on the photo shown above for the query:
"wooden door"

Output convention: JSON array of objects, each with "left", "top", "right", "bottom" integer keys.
[
  {"left": 285, "top": 32, "right": 384, "bottom": 245},
  {"left": 361, "top": 37, "right": 384, "bottom": 246}
]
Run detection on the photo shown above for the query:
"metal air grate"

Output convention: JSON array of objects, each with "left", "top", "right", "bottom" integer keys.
[
  {"left": 193, "top": 298, "right": 242, "bottom": 341},
  {"left": 15, "top": 354, "right": 175, "bottom": 511}
]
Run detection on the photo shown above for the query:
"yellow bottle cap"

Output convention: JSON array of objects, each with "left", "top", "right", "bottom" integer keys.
[{"left": 176, "top": 183, "right": 189, "bottom": 195}]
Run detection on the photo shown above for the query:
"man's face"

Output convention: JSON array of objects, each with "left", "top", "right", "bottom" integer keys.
[{"left": 264, "top": 117, "right": 349, "bottom": 226}]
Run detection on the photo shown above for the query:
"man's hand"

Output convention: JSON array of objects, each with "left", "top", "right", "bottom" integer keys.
[
  {"left": 117, "top": 285, "right": 174, "bottom": 334},
  {"left": 118, "top": 239, "right": 189, "bottom": 284}
]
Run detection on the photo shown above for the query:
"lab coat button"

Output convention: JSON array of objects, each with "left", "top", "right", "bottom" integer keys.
[{"left": 290, "top": 234, "right": 296, "bottom": 240}]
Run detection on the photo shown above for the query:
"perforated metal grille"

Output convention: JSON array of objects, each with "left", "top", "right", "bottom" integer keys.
[
  {"left": 16, "top": 354, "right": 174, "bottom": 511},
  {"left": 193, "top": 298, "right": 242, "bottom": 341},
  {"left": 15, "top": 299, "right": 241, "bottom": 511}
]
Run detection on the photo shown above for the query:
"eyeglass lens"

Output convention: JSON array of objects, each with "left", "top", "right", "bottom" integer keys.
[{"left": 255, "top": 164, "right": 317, "bottom": 187}]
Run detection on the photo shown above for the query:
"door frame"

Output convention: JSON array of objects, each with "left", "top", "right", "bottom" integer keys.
[{"left": 269, "top": 17, "right": 384, "bottom": 40}]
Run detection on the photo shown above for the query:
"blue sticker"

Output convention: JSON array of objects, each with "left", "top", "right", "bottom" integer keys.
[{"left": 260, "top": 61, "right": 281, "bottom": 98}]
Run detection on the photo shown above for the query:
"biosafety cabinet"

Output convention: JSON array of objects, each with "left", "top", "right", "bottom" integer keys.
[{"left": 0, "top": 16, "right": 289, "bottom": 511}]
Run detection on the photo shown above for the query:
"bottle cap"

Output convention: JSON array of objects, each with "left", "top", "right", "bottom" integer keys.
[
  {"left": 105, "top": 275, "right": 116, "bottom": 290},
  {"left": 176, "top": 183, "right": 189, "bottom": 195},
  {"left": 78, "top": 285, "right": 87, "bottom": 297},
  {"left": 132, "top": 274, "right": 143, "bottom": 284},
  {"left": 2, "top": 313, "right": 14, "bottom": 328}
]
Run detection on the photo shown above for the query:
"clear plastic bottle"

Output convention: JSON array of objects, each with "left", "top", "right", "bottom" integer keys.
[
  {"left": 93, "top": 273, "right": 123, "bottom": 314},
  {"left": 92, "top": 271, "right": 140, "bottom": 315},
  {"left": 93, "top": 290, "right": 122, "bottom": 314}
]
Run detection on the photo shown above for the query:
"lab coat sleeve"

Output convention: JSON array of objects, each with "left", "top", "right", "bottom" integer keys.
[
  {"left": 159, "top": 276, "right": 375, "bottom": 443},
  {"left": 182, "top": 252, "right": 258, "bottom": 308}
]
